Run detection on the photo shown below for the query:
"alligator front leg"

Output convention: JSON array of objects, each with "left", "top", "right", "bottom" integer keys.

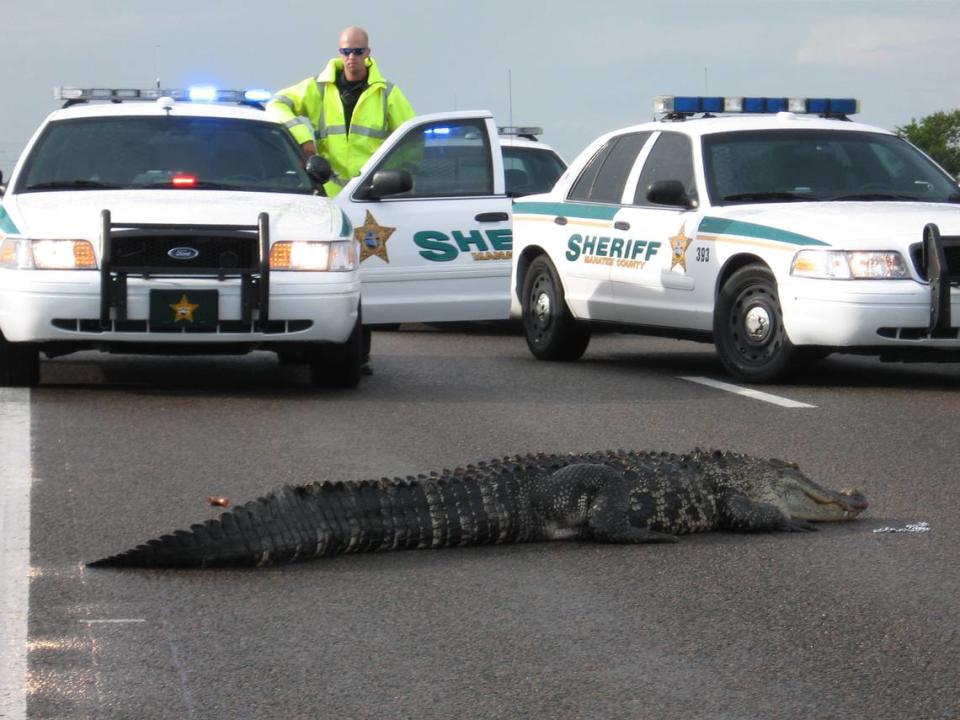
[
  {"left": 541, "top": 464, "right": 678, "bottom": 544},
  {"left": 720, "top": 494, "right": 819, "bottom": 533}
]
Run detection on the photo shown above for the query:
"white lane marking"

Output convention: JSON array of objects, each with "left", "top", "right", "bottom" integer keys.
[
  {"left": 0, "top": 389, "right": 31, "bottom": 720},
  {"left": 680, "top": 376, "right": 817, "bottom": 408},
  {"left": 78, "top": 619, "right": 147, "bottom": 625}
]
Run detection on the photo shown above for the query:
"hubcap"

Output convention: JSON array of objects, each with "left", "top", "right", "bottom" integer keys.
[
  {"left": 744, "top": 305, "right": 771, "bottom": 342},
  {"left": 533, "top": 291, "right": 552, "bottom": 324}
]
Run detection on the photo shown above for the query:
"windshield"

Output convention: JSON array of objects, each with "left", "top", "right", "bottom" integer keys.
[
  {"left": 702, "top": 129, "right": 960, "bottom": 205},
  {"left": 16, "top": 115, "right": 313, "bottom": 194},
  {"left": 502, "top": 146, "right": 566, "bottom": 196}
]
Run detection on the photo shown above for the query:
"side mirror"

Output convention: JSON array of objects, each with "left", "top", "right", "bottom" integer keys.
[
  {"left": 355, "top": 169, "right": 413, "bottom": 200},
  {"left": 646, "top": 179, "right": 697, "bottom": 208},
  {"left": 305, "top": 155, "right": 333, "bottom": 187}
]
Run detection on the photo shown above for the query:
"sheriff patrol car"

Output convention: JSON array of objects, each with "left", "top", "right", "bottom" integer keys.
[
  {"left": 334, "top": 116, "right": 566, "bottom": 324},
  {"left": 0, "top": 87, "right": 362, "bottom": 388},
  {"left": 510, "top": 96, "right": 960, "bottom": 382}
]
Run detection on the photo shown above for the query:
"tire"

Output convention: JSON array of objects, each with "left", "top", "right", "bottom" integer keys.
[
  {"left": 308, "top": 315, "right": 362, "bottom": 389},
  {"left": 0, "top": 333, "right": 40, "bottom": 387},
  {"left": 714, "top": 265, "right": 798, "bottom": 383},
  {"left": 521, "top": 255, "right": 590, "bottom": 361}
]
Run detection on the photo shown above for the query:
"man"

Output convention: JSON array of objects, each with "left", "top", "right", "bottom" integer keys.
[
  {"left": 267, "top": 26, "right": 415, "bottom": 197},
  {"left": 268, "top": 26, "right": 416, "bottom": 373}
]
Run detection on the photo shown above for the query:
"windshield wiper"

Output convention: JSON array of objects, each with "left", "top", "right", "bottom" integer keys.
[
  {"left": 721, "top": 191, "right": 814, "bottom": 202},
  {"left": 137, "top": 180, "right": 237, "bottom": 190},
  {"left": 827, "top": 192, "right": 919, "bottom": 201},
  {"left": 25, "top": 179, "right": 123, "bottom": 191}
]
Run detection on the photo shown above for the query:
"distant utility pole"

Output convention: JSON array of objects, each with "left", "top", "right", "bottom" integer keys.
[{"left": 508, "top": 69, "right": 513, "bottom": 127}]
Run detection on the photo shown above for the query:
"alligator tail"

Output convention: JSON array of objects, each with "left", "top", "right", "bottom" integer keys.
[{"left": 87, "top": 469, "right": 529, "bottom": 569}]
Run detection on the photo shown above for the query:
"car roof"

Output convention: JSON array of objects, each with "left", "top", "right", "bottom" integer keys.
[
  {"left": 45, "top": 99, "right": 270, "bottom": 123},
  {"left": 605, "top": 113, "right": 895, "bottom": 141}
]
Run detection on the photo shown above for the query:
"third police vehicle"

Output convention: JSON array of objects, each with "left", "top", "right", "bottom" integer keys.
[
  {"left": 510, "top": 96, "right": 960, "bottom": 382},
  {"left": 336, "top": 117, "right": 565, "bottom": 325}
]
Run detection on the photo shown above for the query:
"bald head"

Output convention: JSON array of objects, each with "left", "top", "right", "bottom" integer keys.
[{"left": 338, "top": 25, "right": 371, "bottom": 81}]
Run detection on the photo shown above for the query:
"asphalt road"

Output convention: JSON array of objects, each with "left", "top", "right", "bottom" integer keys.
[{"left": 12, "top": 326, "right": 960, "bottom": 719}]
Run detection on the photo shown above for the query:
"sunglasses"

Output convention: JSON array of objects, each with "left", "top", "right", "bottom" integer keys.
[{"left": 338, "top": 47, "right": 367, "bottom": 57}]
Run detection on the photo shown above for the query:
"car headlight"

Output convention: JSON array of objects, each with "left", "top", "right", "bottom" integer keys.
[
  {"left": 269, "top": 240, "right": 357, "bottom": 271},
  {"left": 0, "top": 237, "right": 97, "bottom": 269},
  {"left": 791, "top": 250, "right": 909, "bottom": 280}
]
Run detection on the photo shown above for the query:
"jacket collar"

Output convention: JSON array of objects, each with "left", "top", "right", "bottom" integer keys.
[{"left": 317, "top": 56, "right": 386, "bottom": 86}]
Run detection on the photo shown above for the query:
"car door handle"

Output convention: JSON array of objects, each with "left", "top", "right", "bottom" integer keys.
[
  {"left": 475, "top": 212, "right": 509, "bottom": 222},
  {"left": 614, "top": 221, "right": 630, "bottom": 231},
  {"left": 554, "top": 216, "right": 568, "bottom": 226}
]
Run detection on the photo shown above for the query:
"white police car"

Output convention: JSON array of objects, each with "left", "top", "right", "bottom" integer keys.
[
  {"left": 0, "top": 87, "right": 362, "bottom": 388},
  {"left": 510, "top": 96, "right": 960, "bottom": 382},
  {"left": 334, "top": 114, "right": 566, "bottom": 324},
  {"left": 497, "top": 126, "right": 567, "bottom": 198}
]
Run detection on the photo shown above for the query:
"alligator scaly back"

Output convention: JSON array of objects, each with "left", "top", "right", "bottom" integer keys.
[{"left": 87, "top": 450, "right": 868, "bottom": 569}]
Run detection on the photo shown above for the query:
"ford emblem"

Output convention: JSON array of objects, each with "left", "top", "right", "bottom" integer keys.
[{"left": 168, "top": 246, "right": 200, "bottom": 260}]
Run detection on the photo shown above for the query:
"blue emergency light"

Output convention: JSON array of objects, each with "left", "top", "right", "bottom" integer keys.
[
  {"left": 54, "top": 86, "right": 274, "bottom": 107},
  {"left": 653, "top": 95, "right": 860, "bottom": 117}
]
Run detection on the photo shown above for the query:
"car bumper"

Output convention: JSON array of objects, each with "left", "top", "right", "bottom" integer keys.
[
  {"left": 782, "top": 278, "right": 960, "bottom": 347},
  {"left": 0, "top": 270, "right": 360, "bottom": 345}
]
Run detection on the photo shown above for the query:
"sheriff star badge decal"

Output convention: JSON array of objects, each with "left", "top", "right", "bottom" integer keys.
[
  {"left": 669, "top": 222, "right": 692, "bottom": 271},
  {"left": 355, "top": 210, "right": 396, "bottom": 263},
  {"left": 170, "top": 294, "right": 200, "bottom": 322}
]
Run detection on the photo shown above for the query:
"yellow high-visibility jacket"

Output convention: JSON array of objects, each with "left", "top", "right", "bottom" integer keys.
[{"left": 268, "top": 57, "right": 415, "bottom": 196}]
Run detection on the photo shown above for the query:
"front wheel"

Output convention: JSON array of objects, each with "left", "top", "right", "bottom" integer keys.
[
  {"left": 308, "top": 315, "right": 362, "bottom": 389},
  {"left": 521, "top": 255, "right": 590, "bottom": 361},
  {"left": 0, "top": 333, "right": 39, "bottom": 387},
  {"left": 714, "top": 265, "right": 798, "bottom": 383}
]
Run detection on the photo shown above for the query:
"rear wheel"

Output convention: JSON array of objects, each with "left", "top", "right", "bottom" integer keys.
[
  {"left": 522, "top": 255, "right": 590, "bottom": 361},
  {"left": 714, "top": 265, "right": 798, "bottom": 383},
  {"left": 0, "top": 333, "right": 40, "bottom": 387},
  {"left": 308, "top": 315, "right": 362, "bottom": 389}
]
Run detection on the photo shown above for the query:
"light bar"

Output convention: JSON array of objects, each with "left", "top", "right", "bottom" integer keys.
[
  {"left": 54, "top": 86, "right": 274, "bottom": 105},
  {"left": 653, "top": 95, "right": 860, "bottom": 116},
  {"left": 499, "top": 126, "right": 544, "bottom": 137}
]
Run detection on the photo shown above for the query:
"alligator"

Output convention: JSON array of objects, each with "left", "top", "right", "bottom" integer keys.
[{"left": 87, "top": 449, "right": 868, "bottom": 569}]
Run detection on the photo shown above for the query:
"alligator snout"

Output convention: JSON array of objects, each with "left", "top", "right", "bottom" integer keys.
[{"left": 839, "top": 488, "right": 868, "bottom": 517}]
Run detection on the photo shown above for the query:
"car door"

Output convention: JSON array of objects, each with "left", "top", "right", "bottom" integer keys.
[
  {"left": 337, "top": 111, "right": 511, "bottom": 324},
  {"left": 612, "top": 130, "right": 707, "bottom": 330},
  {"left": 550, "top": 131, "right": 652, "bottom": 322}
]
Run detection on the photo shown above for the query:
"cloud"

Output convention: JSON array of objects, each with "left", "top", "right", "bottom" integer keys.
[{"left": 796, "top": 16, "right": 960, "bottom": 67}]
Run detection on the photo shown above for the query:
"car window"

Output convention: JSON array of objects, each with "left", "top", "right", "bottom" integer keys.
[
  {"left": 632, "top": 132, "right": 696, "bottom": 206},
  {"left": 568, "top": 132, "right": 650, "bottom": 204},
  {"left": 374, "top": 119, "right": 493, "bottom": 198},
  {"left": 502, "top": 146, "right": 566, "bottom": 196},
  {"left": 702, "top": 129, "right": 960, "bottom": 203},
  {"left": 16, "top": 116, "right": 313, "bottom": 194}
]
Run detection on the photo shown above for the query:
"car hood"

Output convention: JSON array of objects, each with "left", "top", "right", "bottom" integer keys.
[
  {"left": 699, "top": 201, "right": 960, "bottom": 249},
  {"left": 5, "top": 190, "right": 342, "bottom": 242}
]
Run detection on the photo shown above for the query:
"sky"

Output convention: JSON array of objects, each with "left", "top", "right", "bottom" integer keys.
[{"left": 2, "top": 0, "right": 959, "bottom": 177}]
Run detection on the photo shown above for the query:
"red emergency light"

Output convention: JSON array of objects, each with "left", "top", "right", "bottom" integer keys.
[{"left": 171, "top": 174, "right": 197, "bottom": 187}]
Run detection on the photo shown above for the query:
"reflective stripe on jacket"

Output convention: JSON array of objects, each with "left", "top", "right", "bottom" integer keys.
[{"left": 267, "top": 57, "right": 415, "bottom": 196}]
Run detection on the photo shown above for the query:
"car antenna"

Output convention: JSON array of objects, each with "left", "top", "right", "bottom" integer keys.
[{"left": 508, "top": 69, "right": 513, "bottom": 129}]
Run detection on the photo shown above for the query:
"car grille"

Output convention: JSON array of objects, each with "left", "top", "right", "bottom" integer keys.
[
  {"left": 110, "top": 232, "right": 259, "bottom": 272},
  {"left": 52, "top": 318, "right": 313, "bottom": 334},
  {"left": 909, "top": 236, "right": 960, "bottom": 282}
]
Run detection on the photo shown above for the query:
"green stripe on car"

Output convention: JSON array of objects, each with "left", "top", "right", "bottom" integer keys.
[
  {"left": 513, "top": 201, "right": 620, "bottom": 221},
  {"left": 0, "top": 205, "right": 20, "bottom": 234},
  {"left": 698, "top": 216, "right": 827, "bottom": 246}
]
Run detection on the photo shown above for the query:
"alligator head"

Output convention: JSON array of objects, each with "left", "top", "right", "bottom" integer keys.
[{"left": 744, "top": 457, "right": 867, "bottom": 522}]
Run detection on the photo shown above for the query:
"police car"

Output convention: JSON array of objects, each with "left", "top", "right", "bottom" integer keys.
[
  {"left": 334, "top": 114, "right": 566, "bottom": 324},
  {"left": 510, "top": 96, "right": 960, "bottom": 382},
  {"left": 0, "top": 87, "right": 362, "bottom": 388},
  {"left": 497, "top": 126, "right": 568, "bottom": 198}
]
